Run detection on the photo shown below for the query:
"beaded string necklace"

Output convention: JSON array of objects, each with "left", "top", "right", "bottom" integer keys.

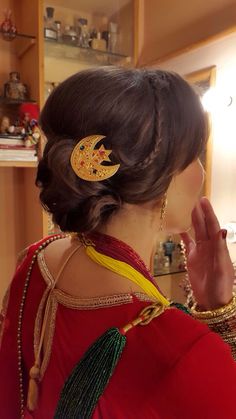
[
  {"left": 17, "top": 234, "right": 65, "bottom": 418},
  {"left": 78, "top": 232, "right": 170, "bottom": 306}
]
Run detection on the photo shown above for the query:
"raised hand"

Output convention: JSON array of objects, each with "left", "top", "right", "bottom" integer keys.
[{"left": 181, "top": 197, "right": 234, "bottom": 310}]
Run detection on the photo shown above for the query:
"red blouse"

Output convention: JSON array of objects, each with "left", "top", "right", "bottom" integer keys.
[{"left": 1, "top": 237, "right": 236, "bottom": 419}]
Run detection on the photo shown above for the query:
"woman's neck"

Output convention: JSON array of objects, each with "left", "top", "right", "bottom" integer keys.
[{"left": 98, "top": 203, "right": 160, "bottom": 269}]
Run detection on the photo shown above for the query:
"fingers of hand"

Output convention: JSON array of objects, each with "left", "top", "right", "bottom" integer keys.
[
  {"left": 200, "top": 197, "right": 221, "bottom": 238},
  {"left": 180, "top": 232, "right": 195, "bottom": 255},
  {"left": 192, "top": 202, "right": 208, "bottom": 242},
  {"left": 214, "top": 229, "right": 234, "bottom": 275}
]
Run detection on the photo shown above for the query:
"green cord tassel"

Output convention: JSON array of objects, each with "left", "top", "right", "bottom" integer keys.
[
  {"left": 54, "top": 327, "right": 126, "bottom": 419},
  {"left": 170, "top": 302, "right": 191, "bottom": 315}
]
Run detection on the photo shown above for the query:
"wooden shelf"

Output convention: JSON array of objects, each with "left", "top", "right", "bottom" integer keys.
[
  {"left": 0, "top": 160, "right": 38, "bottom": 168},
  {"left": 44, "top": 39, "right": 131, "bottom": 66},
  {"left": 0, "top": 97, "right": 36, "bottom": 105},
  {"left": 154, "top": 269, "right": 186, "bottom": 278},
  {"left": 17, "top": 38, "right": 36, "bottom": 59},
  {"left": 0, "top": 30, "right": 36, "bottom": 59},
  {"left": 0, "top": 30, "right": 36, "bottom": 40}
]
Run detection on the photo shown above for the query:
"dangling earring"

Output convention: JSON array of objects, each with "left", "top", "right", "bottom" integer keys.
[{"left": 159, "top": 193, "right": 167, "bottom": 231}]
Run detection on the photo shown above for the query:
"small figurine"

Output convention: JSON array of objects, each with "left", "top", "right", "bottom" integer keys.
[
  {"left": 19, "top": 103, "right": 41, "bottom": 148},
  {"left": 4, "top": 72, "right": 28, "bottom": 101},
  {"left": 163, "top": 236, "right": 175, "bottom": 265},
  {"left": 24, "top": 119, "right": 41, "bottom": 148},
  {"left": 1, "top": 9, "right": 17, "bottom": 41},
  {"left": 0, "top": 116, "right": 10, "bottom": 134}
]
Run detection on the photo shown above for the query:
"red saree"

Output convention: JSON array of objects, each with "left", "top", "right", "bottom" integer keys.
[{"left": 1, "top": 236, "right": 236, "bottom": 419}]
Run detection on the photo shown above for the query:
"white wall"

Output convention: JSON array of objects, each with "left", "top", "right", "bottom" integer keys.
[{"left": 155, "top": 33, "right": 236, "bottom": 262}]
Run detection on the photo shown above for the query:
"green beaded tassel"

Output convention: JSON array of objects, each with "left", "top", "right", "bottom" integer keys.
[
  {"left": 54, "top": 327, "right": 126, "bottom": 419},
  {"left": 170, "top": 302, "right": 191, "bottom": 316}
]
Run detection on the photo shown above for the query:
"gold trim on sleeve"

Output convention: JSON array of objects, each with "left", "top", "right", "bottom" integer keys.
[
  {"left": 34, "top": 288, "right": 58, "bottom": 380},
  {"left": 37, "top": 250, "right": 55, "bottom": 287}
]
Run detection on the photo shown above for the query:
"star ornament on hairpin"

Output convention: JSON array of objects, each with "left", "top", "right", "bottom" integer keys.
[{"left": 70, "top": 135, "right": 120, "bottom": 181}]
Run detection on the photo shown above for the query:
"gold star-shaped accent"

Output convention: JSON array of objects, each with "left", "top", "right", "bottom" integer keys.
[{"left": 92, "top": 145, "right": 112, "bottom": 164}]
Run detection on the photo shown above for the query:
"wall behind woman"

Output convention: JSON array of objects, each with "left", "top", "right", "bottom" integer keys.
[{"left": 153, "top": 32, "right": 236, "bottom": 262}]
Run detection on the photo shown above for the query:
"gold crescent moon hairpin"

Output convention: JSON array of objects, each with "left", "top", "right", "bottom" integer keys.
[{"left": 70, "top": 135, "right": 120, "bottom": 182}]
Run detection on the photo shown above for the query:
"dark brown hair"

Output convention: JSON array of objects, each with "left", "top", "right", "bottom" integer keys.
[{"left": 36, "top": 67, "right": 207, "bottom": 233}]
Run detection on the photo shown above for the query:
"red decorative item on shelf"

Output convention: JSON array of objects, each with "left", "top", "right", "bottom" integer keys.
[
  {"left": 1, "top": 9, "right": 17, "bottom": 41},
  {"left": 19, "top": 102, "right": 39, "bottom": 122}
]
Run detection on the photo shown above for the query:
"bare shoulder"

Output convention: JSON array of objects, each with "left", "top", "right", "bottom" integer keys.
[{"left": 43, "top": 235, "right": 82, "bottom": 279}]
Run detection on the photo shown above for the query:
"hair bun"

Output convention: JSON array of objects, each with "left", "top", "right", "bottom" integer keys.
[{"left": 55, "top": 194, "right": 121, "bottom": 233}]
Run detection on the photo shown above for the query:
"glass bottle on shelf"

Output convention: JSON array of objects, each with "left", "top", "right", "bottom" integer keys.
[
  {"left": 92, "top": 32, "right": 106, "bottom": 52},
  {"left": 77, "top": 18, "right": 90, "bottom": 48},
  {"left": 44, "top": 7, "right": 57, "bottom": 41},
  {"left": 108, "top": 22, "right": 118, "bottom": 53},
  {"left": 89, "top": 28, "right": 97, "bottom": 47},
  {"left": 54, "top": 20, "right": 62, "bottom": 42},
  {"left": 153, "top": 242, "right": 169, "bottom": 275},
  {"left": 62, "top": 25, "right": 78, "bottom": 45}
]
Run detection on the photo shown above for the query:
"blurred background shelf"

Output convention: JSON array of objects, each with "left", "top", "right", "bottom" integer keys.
[
  {"left": 0, "top": 30, "right": 36, "bottom": 40},
  {"left": 0, "top": 97, "right": 36, "bottom": 105},
  {"left": 0, "top": 30, "right": 36, "bottom": 58},
  {"left": 154, "top": 268, "right": 186, "bottom": 278},
  {"left": 44, "top": 39, "right": 131, "bottom": 66},
  {"left": 0, "top": 160, "right": 38, "bottom": 168}
]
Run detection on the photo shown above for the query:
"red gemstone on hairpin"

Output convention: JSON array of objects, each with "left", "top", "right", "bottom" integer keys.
[{"left": 80, "top": 161, "right": 85, "bottom": 166}]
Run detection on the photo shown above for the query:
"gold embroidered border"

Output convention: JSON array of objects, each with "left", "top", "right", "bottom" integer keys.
[
  {"left": 133, "top": 292, "right": 155, "bottom": 303},
  {"left": 40, "top": 293, "right": 58, "bottom": 379},
  {"left": 34, "top": 286, "right": 51, "bottom": 356},
  {"left": 37, "top": 250, "right": 55, "bottom": 287},
  {"left": 54, "top": 289, "right": 133, "bottom": 309},
  {"left": 37, "top": 248, "right": 154, "bottom": 309},
  {"left": 34, "top": 288, "right": 154, "bottom": 382},
  {"left": 34, "top": 287, "right": 58, "bottom": 381},
  {"left": 33, "top": 237, "right": 155, "bottom": 380},
  {"left": 34, "top": 256, "right": 154, "bottom": 383},
  {"left": 54, "top": 289, "right": 154, "bottom": 309}
]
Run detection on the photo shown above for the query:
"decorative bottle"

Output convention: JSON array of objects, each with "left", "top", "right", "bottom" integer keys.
[
  {"left": 91, "top": 32, "right": 106, "bottom": 51},
  {"left": 44, "top": 7, "right": 57, "bottom": 41}
]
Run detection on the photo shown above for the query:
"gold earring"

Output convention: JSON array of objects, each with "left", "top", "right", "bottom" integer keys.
[{"left": 159, "top": 193, "right": 167, "bottom": 231}]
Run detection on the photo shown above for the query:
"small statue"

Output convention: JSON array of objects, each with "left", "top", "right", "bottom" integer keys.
[
  {"left": 24, "top": 119, "right": 41, "bottom": 148},
  {"left": 19, "top": 103, "right": 41, "bottom": 148},
  {"left": 163, "top": 236, "right": 175, "bottom": 265},
  {"left": 1, "top": 9, "right": 17, "bottom": 41},
  {"left": 0, "top": 116, "right": 10, "bottom": 134},
  {"left": 4, "top": 72, "right": 28, "bottom": 101}
]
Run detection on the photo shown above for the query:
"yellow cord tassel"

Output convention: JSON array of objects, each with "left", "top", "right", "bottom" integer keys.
[
  {"left": 86, "top": 246, "right": 170, "bottom": 306},
  {"left": 27, "top": 365, "right": 40, "bottom": 411}
]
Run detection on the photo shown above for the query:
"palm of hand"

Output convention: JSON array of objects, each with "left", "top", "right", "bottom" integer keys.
[{"left": 181, "top": 198, "right": 234, "bottom": 310}]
